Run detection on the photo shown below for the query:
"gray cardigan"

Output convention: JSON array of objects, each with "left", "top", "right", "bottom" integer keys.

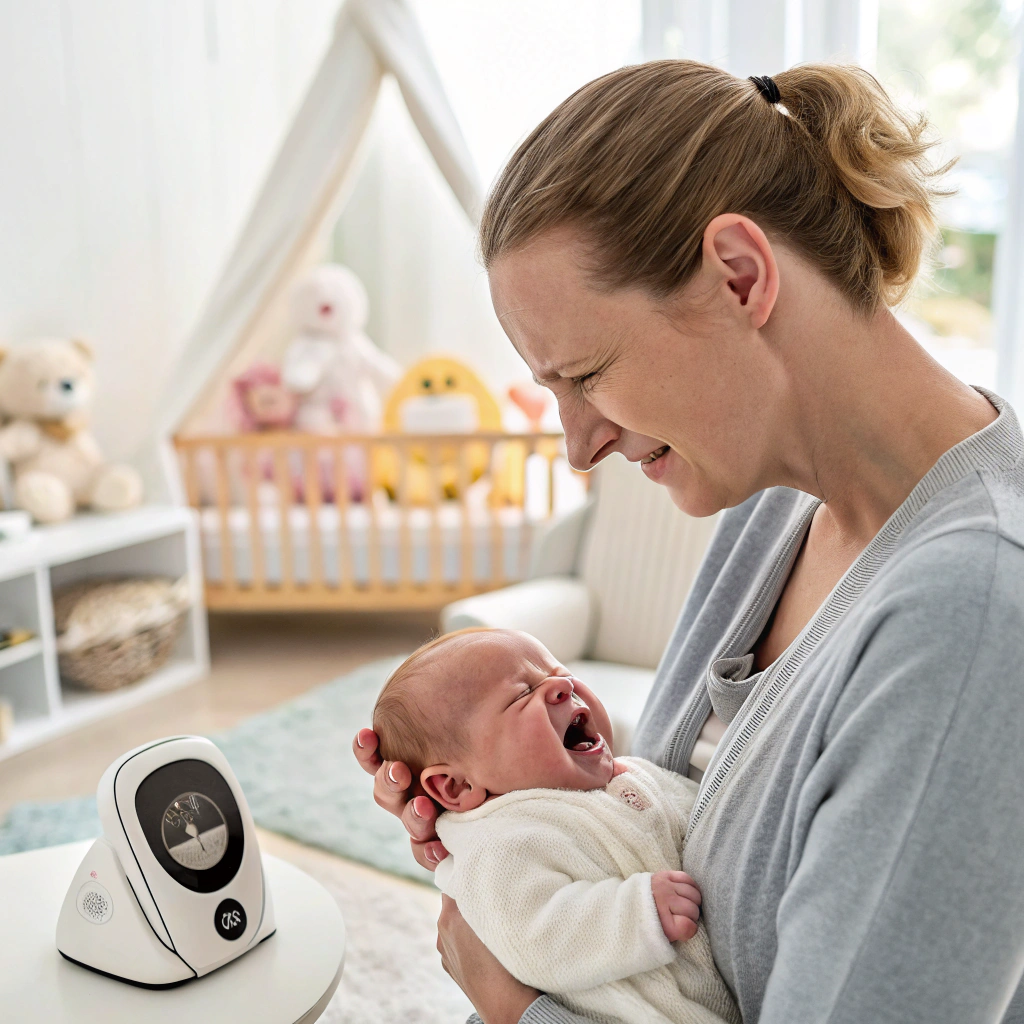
[{"left": 484, "top": 389, "right": 1024, "bottom": 1024}]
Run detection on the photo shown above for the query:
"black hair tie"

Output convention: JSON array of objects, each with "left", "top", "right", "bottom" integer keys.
[{"left": 749, "top": 75, "right": 781, "bottom": 105}]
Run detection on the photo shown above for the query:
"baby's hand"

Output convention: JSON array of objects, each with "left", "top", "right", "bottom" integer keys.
[{"left": 651, "top": 870, "right": 701, "bottom": 942}]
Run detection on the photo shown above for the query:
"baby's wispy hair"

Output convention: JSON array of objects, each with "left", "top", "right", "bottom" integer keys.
[{"left": 372, "top": 626, "right": 495, "bottom": 779}]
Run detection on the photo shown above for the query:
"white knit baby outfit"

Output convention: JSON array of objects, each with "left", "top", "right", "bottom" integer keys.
[{"left": 434, "top": 757, "right": 740, "bottom": 1024}]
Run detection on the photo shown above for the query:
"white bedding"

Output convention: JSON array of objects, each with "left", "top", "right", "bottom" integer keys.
[{"left": 200, "top": 500, "right": 563, "bottom": 587}]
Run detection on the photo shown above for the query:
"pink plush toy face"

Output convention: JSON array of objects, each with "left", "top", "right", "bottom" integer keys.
[
  {"left": 244, "top": 383, "right": 296, "bottom": 429},
  {"left": 232, "top": 363, "right": 296, "bottom": 430}
]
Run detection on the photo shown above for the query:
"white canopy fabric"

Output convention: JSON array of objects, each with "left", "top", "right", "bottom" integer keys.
[{"left": 152, "top": 0, "right": 480, "bottom": 450}]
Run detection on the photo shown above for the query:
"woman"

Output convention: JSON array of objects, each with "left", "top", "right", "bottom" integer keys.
[{"left": 355, "top": 60, "right": 1024, "bottom": 1023}]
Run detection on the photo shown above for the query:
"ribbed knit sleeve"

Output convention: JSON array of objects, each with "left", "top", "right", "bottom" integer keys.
[
  {"left": 467, "top": 997, "right": 594, "bottom": 1024},
  {"left": 758, "top": 532, "right": 1024, "bottom": 1023}
]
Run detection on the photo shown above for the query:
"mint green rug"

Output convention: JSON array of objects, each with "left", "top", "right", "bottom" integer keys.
[{"left": 0, "top": 656, "right": 432, "bottom": 884}]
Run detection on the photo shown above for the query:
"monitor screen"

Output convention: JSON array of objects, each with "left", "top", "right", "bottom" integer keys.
[{"left": 134, "top": 759, "right": 245, "bottom": 893}]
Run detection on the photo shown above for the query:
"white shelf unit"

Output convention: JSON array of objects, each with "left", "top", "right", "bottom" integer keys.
[{"left": 0, "top": 506, "right": 209, "bottom": 761}]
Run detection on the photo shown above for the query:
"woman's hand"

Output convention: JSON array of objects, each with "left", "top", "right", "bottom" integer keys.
[
  {"left": 438, "top": 894, "right": 539, "bottom": 1024},
  {"left": 352, "top": 728, "right": 449, "bottom": 870}
]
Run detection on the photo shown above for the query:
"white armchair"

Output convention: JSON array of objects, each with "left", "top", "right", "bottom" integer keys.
[{"left": 441, "top": 454, "right": 720, "bottom": 754}]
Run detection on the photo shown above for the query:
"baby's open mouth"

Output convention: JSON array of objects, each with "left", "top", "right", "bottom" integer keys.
[
  {"left": 640, "top": 445, "right": 669, "bottom": 465},
  {"left": 563, "top": 709, "right": 602, "bottom": 752}
]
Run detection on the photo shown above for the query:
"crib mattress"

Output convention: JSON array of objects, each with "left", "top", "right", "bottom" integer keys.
[{"left": 200, "top": 501, "right": 556, "bottom": 587}]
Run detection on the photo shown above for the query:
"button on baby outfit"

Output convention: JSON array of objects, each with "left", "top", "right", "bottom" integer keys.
[{"left": 607, "top": 774, "right": 650, "bottom": 811}]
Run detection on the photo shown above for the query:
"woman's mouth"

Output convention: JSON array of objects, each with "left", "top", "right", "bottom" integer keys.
[
  {"left": 640, "top": 445, "right": 669, "bottom": 465},
  {"left": 563, "top": 710, "right": 604, "bottom": 754},
  {"left": 640, "top": 444, "right": 672, "bottom": 482}
]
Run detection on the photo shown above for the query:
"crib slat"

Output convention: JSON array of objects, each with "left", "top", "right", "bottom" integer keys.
[
  {"left": 519, "top": 439, "right": 536, "bottom": 582},
  {"left": 397, "top": 440, "right": 412, "bottom": 588},
  {"left": 334, "top": 444, "right": 353, "bottom": 593},
  {"left": 458, "top": 440, "right": 473, "bottom": 591},
  {"left": 367, "top": 440, "right": 382, "bottom": 590},
  {"left": 489, "top": 442, "right": 504, "bottom": 589},
  {"left": 213, "top": 446, "right": 237, "bottom": 591},
  {"left": 273, "top": 448, "right": 295, "bottom": 591},
  {"left": 427, "top": 442, "right": 442, "bottom": 587},
  {"left": 303, "top": 446, "right": 324, "bottom": 589},
  {"left": 244, "top": 450, "right": 265, "bottom": 589}
]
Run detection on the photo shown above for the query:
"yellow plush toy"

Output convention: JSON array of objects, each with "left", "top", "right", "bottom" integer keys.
[
  {"left": 377, "top": 356, "right": 524, "bottom": 503},
  {"left": 383, "top": 355, "right": 501, "bottom": 433}
]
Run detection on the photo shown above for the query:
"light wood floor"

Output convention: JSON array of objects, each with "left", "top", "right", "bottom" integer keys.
[{"left": 0, "top": 611, "right": 438, "bottom": 818}]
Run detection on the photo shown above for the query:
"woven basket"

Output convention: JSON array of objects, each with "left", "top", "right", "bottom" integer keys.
[{"left": 58, "top": 613, "right": 187, "bottom": 692}]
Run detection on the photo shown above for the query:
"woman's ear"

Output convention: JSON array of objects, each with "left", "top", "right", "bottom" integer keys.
[
  {"left": 701, "top": 214, "right": 779, "bottom": 329},
  {"left": 420, "top": 765, "right": 488, "bottom": 813}
]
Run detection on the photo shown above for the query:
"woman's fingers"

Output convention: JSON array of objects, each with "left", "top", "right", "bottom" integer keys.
[
  {"left": 356, "top": 727, "right": 448, "bottom": 871},
  {"left": 353, "top": 729, "right": 382, "bottom": 773},
  {"left": 435, "top": 894, "right": 540, "bottom": 1016},
  {"left": 402, "top": 794, "right": 440, "bottom": 843},
  {"left": 372, "top": 759, "right": 411, "bottom": 814},
  {"left": 411, "top": 838, "right": 448, "bottom": 871}
]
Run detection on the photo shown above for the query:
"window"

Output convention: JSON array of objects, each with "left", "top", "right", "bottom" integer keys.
[{"left": 877, "top": 0, "right": 1021, "bottom": 386}]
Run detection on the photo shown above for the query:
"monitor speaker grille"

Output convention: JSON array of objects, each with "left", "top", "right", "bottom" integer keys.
[{"left": 77, "top": 881, "right": 113, "bottom": 924}]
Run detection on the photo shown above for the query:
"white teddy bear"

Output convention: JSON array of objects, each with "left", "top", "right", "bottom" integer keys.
[
  {"left": 0, "top": 339, "right": 143, "bottom": 523},
  {"left": 281, "top": 264, "right": 401, "bottom": 433}
]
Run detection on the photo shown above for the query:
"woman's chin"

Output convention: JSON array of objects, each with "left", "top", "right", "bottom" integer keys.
[{"left": 640, "top": 449, "right": 721, "bottom": 517}]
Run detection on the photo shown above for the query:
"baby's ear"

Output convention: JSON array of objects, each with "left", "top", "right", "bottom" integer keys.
[{"left": 421, "top": 765, "right": 487, "bottom": 813}]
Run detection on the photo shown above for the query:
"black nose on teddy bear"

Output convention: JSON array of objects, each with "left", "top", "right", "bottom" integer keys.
[{"left": 60, "top": 379, "right": 75, "bottom": 393}]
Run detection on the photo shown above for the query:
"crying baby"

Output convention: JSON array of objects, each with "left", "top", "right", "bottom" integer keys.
[{"left": 373, "top": 627, "right": 740, "bottom": 1024}]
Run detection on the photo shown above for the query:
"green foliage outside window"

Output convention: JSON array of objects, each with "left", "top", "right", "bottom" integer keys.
[
  {"left": 878, "top": 0, "right": 1018, "bottom": 345},
  {"left": 878, "top": 0, "right": 1015, "bottom": 140}
]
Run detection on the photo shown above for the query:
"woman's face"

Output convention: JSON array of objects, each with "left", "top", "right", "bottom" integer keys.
[{"left": 488, "top": 228, "right": 784, "bottom": 516}]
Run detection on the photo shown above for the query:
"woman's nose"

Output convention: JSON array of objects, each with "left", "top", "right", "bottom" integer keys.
[
  {"left": 558, "top": 396, "right": 621, "bottom": 471},
  {"left": 545, "top": 677, "right": 574, "bottom": 704}
]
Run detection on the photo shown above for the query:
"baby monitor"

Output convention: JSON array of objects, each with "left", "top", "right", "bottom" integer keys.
[{"left": 56, "top": 735, "right": 275, "bottom": 987}]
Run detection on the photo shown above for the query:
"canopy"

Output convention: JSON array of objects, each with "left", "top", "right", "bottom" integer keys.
[{"left": 151, "top": 0, "right": 480, "bottom": 456}]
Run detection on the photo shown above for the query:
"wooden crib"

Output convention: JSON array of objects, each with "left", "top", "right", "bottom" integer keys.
[{"left": 173, "top": 430, "right": 586, "bottom": 612}]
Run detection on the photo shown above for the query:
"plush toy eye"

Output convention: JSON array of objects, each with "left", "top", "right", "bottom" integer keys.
[
  {"left": 445, "top": 376, "right": 455, "bottom": 388},
  {"left": 421, "top": 378, "right": 432, "bottom": 390}
]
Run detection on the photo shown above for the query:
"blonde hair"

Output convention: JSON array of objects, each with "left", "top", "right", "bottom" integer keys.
[
  {"left": 480, "top": 61, "right": 949, "bottom": 312},
  {"left": 372, "top": 627, "right": 493, "bottom": 778}
]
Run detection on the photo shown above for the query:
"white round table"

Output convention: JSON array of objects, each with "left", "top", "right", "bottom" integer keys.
[{"left": 0, "top": 840, "right": 346, "bottom": 1023}]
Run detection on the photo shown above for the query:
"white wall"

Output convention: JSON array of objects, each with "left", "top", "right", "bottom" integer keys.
[
  {"left": 332, "top": 78, "right": 526, "bottom": 399},
  {"left": 0, "top": 0, "right": 341, "bottom": 462},
  {"left": 333, "top": 2, "right": 644, "bottom": 402}
]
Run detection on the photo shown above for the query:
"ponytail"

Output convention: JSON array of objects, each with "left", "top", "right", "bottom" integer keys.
[{"left": 774, "top": 63, "right": 950, "bottom": 305}]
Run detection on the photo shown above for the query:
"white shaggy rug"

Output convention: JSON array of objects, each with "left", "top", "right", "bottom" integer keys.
[{"left": 258, "top": 830, "right": 474, "bottom": 1023}]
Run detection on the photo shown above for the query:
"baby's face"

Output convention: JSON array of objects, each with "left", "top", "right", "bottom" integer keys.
[{"left": 420, "top": 630, "right": 615, "bottom": 808}]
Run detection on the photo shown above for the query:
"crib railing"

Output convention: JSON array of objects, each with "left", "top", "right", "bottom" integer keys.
[{"left": 173, "top": 431, "right": 583, "bottom": 611}]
